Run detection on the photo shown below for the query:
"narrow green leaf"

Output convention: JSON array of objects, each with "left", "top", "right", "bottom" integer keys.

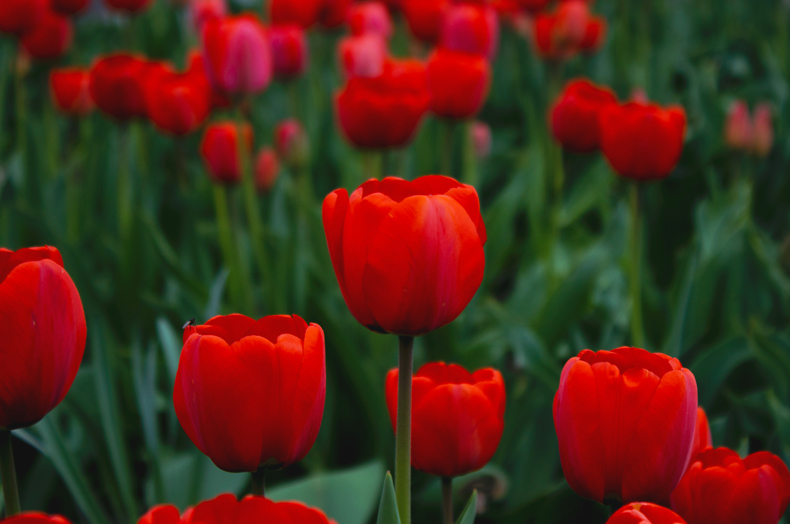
[
  {"left": 204, "top": 269, "right": 230, "bottom": 319},
  {"left": 132, "top": 341, "right": 164, "bottom": 505},
  {"left": 156, "top": 317, "right": 182, "bottom": 386},
  {"left": 455, "top": 490, "right": 478, "bottom": 524},
  {"left": 375, "top": 472, "right": 400, "bottom": 524}
]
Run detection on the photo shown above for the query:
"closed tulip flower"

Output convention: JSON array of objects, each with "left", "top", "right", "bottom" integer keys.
[
  {"left": 20, "top": 9, "right": 73, "bottom": 61},
  {"left": 599, "top": 101, "right": 687, "bottom": 180},
  {"left": 270, "top": 25, "right": 308, "bottom": 79},
  {"left": 50, "top": 68, "right": 94, "bottom": 116},
  {"left": 440, "top": 3, "right": 499, "bottom": 60},
  {"left": 322, "top": 175, "right": 487, "bottom": 336},
  {"left": 386, "top": 363, "right": 505, "bottom": 477},
  {"left": 200, "top": 122, "right": 254, "bottom": 185},
  {"left": 336, "top": 58, "right": 430, "bottom": 149},
  {"left": 670, "top": 448, "right": 790, "bottom": 524},
  {"left": 269, "top": 0, "right": 323, "bottom": 29},
  {"left": 275, "top": 118, "right": 309, "bottom": 168},
  {"left": 174, "top": 314, "right": 325, "bottom": 473},
  {"left": 338, "top": 34, "right": 388, "bottom": 80},
  {"left": 691, "top": 407, "right": 712, "bottom": 458},
  {"left": 201, "top": 15, "right": 273, "bottom": 97},
  {"left": 1, "top": 514, "right": 71, "bottom": 524},
  {"left": 0, "top": 0, "right": 47, "bottom": 36},
  {"left": 348, "top": 2, "right": 393, "bottom": 39},
  {"left": 550, "top": 78, "right": 617, "bottom": 153},
  {"left": 320, "top": 0, "right": 353, "bottom": 28},
  {"left": 143, "top": 64, "right": 211, "bottom": 136},
  {"left": 402, "top": 0, "right": 451, "bottom": 43},
  {"left": 189, "top": 0, "right": 226, "bottom": 33},
  {"left": 103, "top": 0, "right": 153, "bottom": 13},
  {"left": 533, "top": 1, "right": 607, "bottom": 60},
  {"left": 89, "top": 53, "right": 150, "bottom": 121},
  {"left": 608, "top": 503, "right": 687, "bottom": 524},
  {"left": 0, "top": 246, "right": 86, "bottom": 430},
  {"left": 427, "top": 48, "right": 491, "bottom": 120},
  {"left": 255, "top": 147, "right": 280, "bottom": 193},
  {"left": 50, "top": 0, "right": 90, "bottom": 16},
  {"left": 554, "top": 346, "right": 698, "bottom": 504}
]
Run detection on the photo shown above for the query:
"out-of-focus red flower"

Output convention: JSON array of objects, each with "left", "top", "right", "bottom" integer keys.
[
  {"left": 320, "top": 0, "right": 353, "bottom": 28},
  {"left": 752, "top": 103, "right": 774, "bottom": 158},
  {"left": 186, "top": 50, "right": 232, "bottom": 110},
  {"left": 427, "top": 48, "right": 491, "bottom": 120},
  {"left": 691, "top": 407, "right": 712, "bottom": 458},
  {"left": 140, "top": 495, "right": 337, "bottom": 524},
  {"left": 270, "top": 25, "right": 308, "bottom": 79},
  {"left": 554, "top": 347, "right": 698, "bottom": 504},
  {"left": 174, "top": 315, "right": 325, "bottom": 472},
  {"left": 270, "top": 0, "right": 323, "bottom": 28},
  {"left": 386, "top": 362, "right": 505, "bottom": 477},
  {"left": 517, "top": 0, "right": 551, "bottom": 12},
  {"left": 322, "top": 175, "right": 487, "bottom": 336},
  {"left": 200, "top": 122, "right": 254, "bottom": 185},
  {"left": 138, "top": 505, "right": 181, "bottom": 524},
  {"left": 607, "top": 503, "right": 687, "bottom": 524},
  {"left": 579, "top": 16, "right": 606, "bottom": 52},
  {"left": 50, "top": 0, "right": 90, "bottom": 16},
  {"left": 472, "top": 121, "right": 492, "bottom": 158},
  {"left": 189, "top": 0, "right": 226, "bottom": 33},
  {"left": 724, "top": 101, "right": 752, "bottom": 151},
  {"left": 143, "top": 63, "right": 212, "bottom": 136},
  {"left": 401, "top": 0, "right": 451, "bottom": 43},
  {"left": 533, "top": 1, "right": 607, "bottom": 60},
  {"left": 441, "top": 3, "right": 499, "bottom": 60},
  {"left": 1, "top": 513, "right": 71, "bottom": 524},
  {"left": 671, "top": 448, "right": 790, "bottom": 524},
  {"left": 550, "top": 78, "right": 617, "bottom": 153},
  {"left": 348, "top": 2, "right": 393, "bottom": 39},
  {"left": 50, "top": 67, "right": 94, "bottom": 116},
  {"left": 20, "top": 9, "right": 72, "bottom": 61},
  {"left": 599, "top": 101, "right": 687, "bottom": 180},
  {"left": 255, "top": 147, "right": 280, "bottom": 193},
  {"left": 336, "top": 58, "right": 430, "bottom": 149},
  {"left": 201, "top": 14, "right": 273, "bottom": 97},
  {"left": 0, "top": 0, "right": 47, "bottom": 36},
  {"left": 275, "top": 119, "right": 309, "bottom": 167},
  {"left": 103, "top": 0, "right": 153, "bottom": 13},
  {"left": 0, "top": 246, "right": 86, "bottom": 430},
  {"left": 89, "top": 53, "right": 150, "bottom": 121},
  {"left": 338, "top": 34, "right": 388, "bottom": 80}
]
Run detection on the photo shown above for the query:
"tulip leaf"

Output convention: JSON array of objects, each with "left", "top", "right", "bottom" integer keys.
[
  {"left": 456, "top": 490, "right": 478, "bottom": 524},
  {"left": 375, "top": 472, "right": 400, "bottom": 524}
]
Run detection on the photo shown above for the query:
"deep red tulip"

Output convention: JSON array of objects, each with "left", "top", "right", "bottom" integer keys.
[
  {"left": 608, "top": 503, "right": 687, "bottom": 524},
  {"left": 320, "top": 0, "right": 353, "bottom": 28},
  {"left": 104, "top": 0, "right": 153, "bottom": 13},
  {"left": 174, "top": 314, "right": 325, "bottom": 472},
  {"left": 0, "top": 246, "right": 86, "bottom": 430},
  {"left": 348, "top": 2, "right": 393, "bottom": 39},
  {"left": 140, "top": 495, "right": 337, "bottom": 524},
  {"left": 0, "top": 0, "right": 47, "bottom": 36},
  {"left": 255, "top": 147, "right": 280, "bottom": 193},
  {"left": 533, "top": 1, "right": 606, "bottom": 60},
  {"left": 199, "top": 122, "right": 254, "bottom": 185},
  {"left": 386, "top": 363, "right": 505, "bottom": 477},
  {"left": 270, "top": 25, "right": 308, "bottom": 79},
  {"left": 269, "top": 0, "right": 323, "bottom": 29},
  {"left": 752, "top": 103, "right": 774, "bottom": 157},
  {"left": 275, "top": 119, "right": 309, "bottom": 167},
  {"left": 89, "top": 53, "right": 149, "bottom": 121},
  {"left": 550, "top": 78, "right": 617, "bottom": 153},
  {"left": 554, "top": 347, "right": 698, "bottom": 504},
  {"left": 143, "top": 63, "right": 211, "bottom": 136},
  {"left": 138, "top": 505, "right": 181, "bottom": 524},
  {"left": 1, "top": 514, "right": 71, "bottom": 524},
  {"left": 471, "top": 121, "right": 492, "bottom": 158},
  {"left": 599, "top": 101, "right": 687, "bottom": 181},
  {"left": 338, "top": 34, "right": 388, "bottom": 80},
  {"left": 441, "top": 3, "right": 499, "bottom": 60},
  {"left": 50, "top": 67, "right": 94, "bottom": 116},
  {"left": 50, "top": 0, "right": 90, "bottom": 16},
  {"left": 579, "top": 16, "right": 606, "bottom": 52},
  {"left": 189, "top": 0, "right": 226, "bottom": 33},
  {"left": 20, "top": 9, "right": 73, "bottom": 61},
  {"left": 336, "top": 58, "right": 430, "bottom": 149},
  {"left": 670, "top": 448, "right": 790, "bottom": 524},
  {"left": 186, "top": 50, "right": 232, "bottom": 110},
  {"left": 201, "top": 14, "right": 273, "bottom": 97},
  {"left": 691, "top": 407, "right": 712, "bottom": 458},
  {"left": 401, "top": 0, "right": 451, "bottom": 43},
  {"left": 519, "top": 0, "right": 551, "bottom": 10},
  {"left": 322, "top": 175, "right": 487, "bottom": 336},
  {"left": 427, "top": 48, "right": 491, "bottom": 120}
]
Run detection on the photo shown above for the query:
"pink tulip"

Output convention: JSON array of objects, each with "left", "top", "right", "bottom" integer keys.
[{"left": 338, "top": 34, "right": 388, "bottom": 80}]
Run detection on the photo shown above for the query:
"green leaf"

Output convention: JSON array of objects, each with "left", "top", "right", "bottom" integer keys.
[
  {"left": 375, "top": 472, "right": 400, "bottom": 524},
  {"left": 456, "top": 490, "right": 478, "bottom": 524},
  {"left": 156, "top": 317, "right": 182, "bottom": 386}
]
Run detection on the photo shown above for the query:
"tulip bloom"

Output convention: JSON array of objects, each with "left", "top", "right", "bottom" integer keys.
[
  {"left": 322, "top": 175, "right": 487, "bottom": 336},
  {"left": 1, "top": 514, "right": 71, "bottom": 524},
  {"left": 533, "top": 1, "right": 607, "bottom": 60},
  {"left": 189, "top": 0, "right": 226, "bottom": 33},
  {"left": 0, "top": 0, "right": 47, "bottom": 36},
  {"left": 199, "top": 122, "right": 254, "bottom": 185},
  {"left": 401, "top": 0, "right": 451, "bottom": 43},
  {"left": 320, "top": 0, "right": 353, "bottom": 28},
  {"left": 550, "top": 79, "right": 617, "bottom": 153},
  {"left": 670, "top": 448, "right": 790, "bottom": 524},
  {"left": 275, "top": 119, "right": 309, "bottom": 167},
  {"left": 20, "top": 10, "right": 73, "bottom": 61},
  {"left": 50, "top": 68, "right": 94, "bottom": 116},
  {"left": 440, "top": 4, "right": 499, "bottom": 60},
  {"left": 269, "top": 0, "right": 323, "bottom": 29},
  {"left": 143, "top": 64, "right": 212, "bottom": 136},
  {"left": 554, "top": 346, "right": 698, "bottom": 504},
  {"left": 517, "top": 0, "right": 551, "bottom": 11},
  {"left": 348, "top": 2, "right": 393, "bottom": 39},
  {"left": 201, "top": 15, "right": 273, "bottom": 97},
  {"left": 427, "top": 49, "right": 491, "bottom": 120},
  {"left": 0, "top": 246, "right": 86, "bottom": 430},
  {"left": 691, "top": 407, "right": 712, "bottom": 458},
  {"left": 89, "top": 53, "right": 150, "bottom": 121},
  {"left": 336, "top": 58, "right": 431, "bottom": 149},
  {"left": 50, "top": 0, "right": 90, "bottom": 16},
  {"left": 174, "top": 314, "right": 325, "bottom": 473},
  {"left": 255, "top": 147, "right": 280, "bottom": 193},
  {"left": 386, "top": 363, "right": 505, "bottom": 477},
  {"left": 599, "top": 101, "right": 687, "bottom": 181},
  {"left": 186, "top": 51, "right": 232, "bottom": 110},
  {"left": 103, "top": 0, "right": 153, "bottom": 12},
  {"left": 270, "top": 25, "right": 308, "bottom": 79},
  {"left": 608, "top": 503, "right": 687, "bottom": 524},
  {"left": 338, "top": 34, "right": 388, "bottom": 80}
]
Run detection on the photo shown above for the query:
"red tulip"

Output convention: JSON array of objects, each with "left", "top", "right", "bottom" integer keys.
[
  {"left": 189, "top": 0, "right": 226, "bottom": 33},
  {"left": 0, "top": 514, "right": 71, "bottom": 524},
  {"left": 608, "top": 503, "right": 687, "bottom": 524},
  {"left": 275, "top": 118, "right": 309, "bottom": 167},
  {"left": 103, "top": 0, "right": 153, "bottom": 13},
  {"left": 348, "top": 2, "right": 393, "bottom": 39},
  {"left": 401, "top": 0, "right": 451, "bottom": 43},
  {"left": 255, "top": 147, "right": 280, "bottom": 193},
  {"left": 691, "top": 407, "right": 712, "bottom": 458},
  {"left": 550, "top": 78, "right": 617, "bottom": 153},
  {"left": 554, "top": 346, "right": 698, "bottom": 504},
  {"left": 517, "top": 0, "right": 551, "bottom": 11},
  {"left": 20, "top": 9, "right": 73, "bottom": 61},
  {"left": 322, "top": 175, "right": 487, "bottom": 336},
  {"left": 0, "top": 246, "right": 86, "bottom": 430},
  {"left": 50, "top": 0, "right": 90, "bottom": 16},
  {"left": 0, "top": 0, "right": 47, "bottom": 36},
  {"left": 337, "top": 34, "right": 388, "bottom": 80},
  {"left": 270, "top": 25, "right": 308, "bottom": 79},
  {"left": 199, "top": 122, "right": 254, "bottom": 185},
  {"left": 724, "top": 101, "right": 752, "bottom": 151},
  {"left": 579, "top": 16, "right": 606, "bottom": 52},
  {"left": 386, "top": 362, "right": 505, "bottom": 477},
  {"left": 143, "top": 63, "right": 211, "bottom": 136},
  {"left": 320, "top": 0, "right": 353, "bottom": 28},
  {"left": 440, "top": 3, "right": 499, "bottom": 60},
  {"left": 138, "top": 505, "right": 181, "bottom": 524},
  {"left": 533, "top": 1, "right": 607, "bottom": 60},
  {"left": 427, "top": 48, "right": 491, "bottom": 120},
  {"left": 186, "top": 50, "right": 232, "bottom": 110},
  {"left": 336, "top": 58, "right": 430, "bottom": 149},
  {"left": 269, "top": 0, "right": 323, "bottom": 29},
  {"left": 599, "top": 101, "right": 687, "bottom": 180},
  {"left": 50, "top": 68, "right": 94, "bottom": 116},
  {"left": 201, "top": 14, "right": 273, "bottom": 97},
  {"left": 174, "top": 314, "right": 325, "bottom": 472},
  {"left": 89, "top": 53, "right": 149, "bottom": 121},
  {"left": 670, "top": 448, "right": 790, "bottom": 524},
  {"left": 471, "top": 121, "right": 492, "bottom": 159},
  {"left": 752, "top": 103, "right": 774, "bottom": 157}
]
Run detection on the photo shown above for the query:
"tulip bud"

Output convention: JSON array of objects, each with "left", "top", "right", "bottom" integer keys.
[
  {"left": 270, "top": 0, "right": 323, "bottom": 29},
  {"left": 550, "top": 78, "right": 617, "bottom": 153},
  {"left": 270, "top": 24, "right": 308, "bottom": 79},
  {"left": 275, "top": 119, "right": 310, "bottom": 168},
  {"left": 255, "top": 147, "right": 280, "bottom": 193},
  {"left": 200, "top": 122, "right": 254, "bottom": 185},
  {"left": 89, "top": 53, "right": 150, "bottom": 121},
  {"left": 338, "top": 34, "right": 388, "bottom": 80},
  {"left": 554, "top": 1, "right": 589, "bottom": 51},
  {"left": 724, "top": 100, "right": 753, "bottom": 151},
  {"left": 752, "top": 103, "right": 774, "bottom": 157},
  {"left": 103, "top": 0, "right": 153, "bottom": 13},
  {"left": 471, "top": 121, "right": 492, "bottom": 159},
  {"left": 607, "top": 503, "right": 687, "bottom": 524},
  {"left": 50, "top": 68, "right": 94, "bottom": 116},
  {"left": 189, "top": 0, "right": 226, "bottom": 33},
  {"left": 21, "top": 9, "right": 73, "bottom": 61},
  {"left": 143, "top": 63, "right": 212, "bottom": 136},
  {"left": 50, "top": 0, "right": 90, "bottom": 16},
  {"left": 402, "top": 0, "right": 452, "bottom": 43},
  {"left": 0, "top": 0, "right": 47, "bottom": 36},
  {"left": 427, "top": 48, "right": 491, "bottom": 120},
  {"left": 348, "top": 2, "right": 394, "bottom": 39},
  {"left": 320, "top": 0, "right": 353, "bottom": 28},
  {"left": 441, "top": 3, "right": 499, "bottom": 60}
]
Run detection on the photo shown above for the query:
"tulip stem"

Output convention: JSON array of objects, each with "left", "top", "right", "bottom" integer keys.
[
  {"left": 0, "top": 431, "right": 20, "bottom": 517},
  {"left": 442, "top": 121, "right": 456, "bottom": 177},
  {"left": 395, "top": 335, "right": 414, "bottom": 524},
  {"left": 251, "top": 468, "right": 265, "bottom": 497},
  {"left": 462, "top": 122, "right": 477, "bottom": 187},
  {"left": 441, "top": 477, "right": 453, "bottom": 524},
  {"left": 213, "top": 184, "right": 252, "bottom": 313},
  {"left": 629, "top": 184, "right": 646, "bottom": 348}
]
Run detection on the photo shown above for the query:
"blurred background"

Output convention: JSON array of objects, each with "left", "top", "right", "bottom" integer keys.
[{"left": 1, "top": 0, "right": 790, "bottom": 522}]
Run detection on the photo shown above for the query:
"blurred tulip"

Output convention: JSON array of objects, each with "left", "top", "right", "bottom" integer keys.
[
  {"left": 174, "top": 315, "right": 325, "bottom": 473},
  {"left": 336, "top": 58, "right": 430, "bottom": 149},
  {"left": 270, "top": 25, "right": 308, "bottom": 79},
  {"left": 671, "top": 448, "right": 790, "bottom": 524},
  {"left": 1, "top": 514, "right": 71, "bottom": 524},
  {"left": 103, "top": 0, "right": 153, "bottom": 13},
  {"left": 189, "top": 0, "right": 226, "bottom": 33},
  {"left": 201, "top": 15, "right": 273, "bottom": 97},
  {"left": 579, "top": 16, "right": 607, "bottom": 52},
  {"left": 320, "top": 0, "right": 354, "bottom": 28},
  {"left": 0, "top": 0, "right": 47, "bottom": 36},
  {"left": 471, "top": 121, "right": 492, "bottom": 158},
  {"left": 691, "top": 407, "right": 712, "bottom": 458},
  {"left": 143, "top": 63, "right": 211, "bottom": 136},
  {"left": 427, "top": 48, "right": 491, "bottom": 120},
  {"left": 255, "top": 147, "right": 280, "bottom": 193},
  {"left": 50, "top": 0, "right": 90, "bottom": 16},
  {"left": 517, "top": 0, "right": 551, "bottom": 12},
  {"left": 533, "top": 1, "right": 606, "bottom": 59},
  {"left": 441, "top": 3, "right": 499, "bottom": 60},
  {"left": 386, "top": 362, "right": 506, "bottom": 477},
  {"left": 140, "top": 495, "right": 337, "bottom": 524},
  {"left": 752, "top": 103, "right": 774, "bottom": 157},
  {"left": 338, "top": 34, "right": 388, "bottom": 79},
  {"left": 599, "top": 101, "right": 687, "bottom": 180},
  {"left": 550, "top": 78, "right": 617, "bottom": 153},
  {"left": 270, "top": 0, "right": 323, "bottom": 28},
  {"left": 89, "top": 53, "right": 149, "bottom": 121},
  {"left": 186, "top": 50, "right": 232, "bottom": 109},
  {"left": 20, "top": 9, "right": 73, "bottom": 61},
  {"left": 724, "top": 101, "right": 752, "bottom": 151},
  {"left": 554, "top": 346, "right": 698, "bottom": 503},
  {"left": 275, "top": 119, "right": 309, "bottom": 167},
  {"left": 0, "top": 246, "right": 86, "bottom": 430},
  {"left": 401, "top": 0, "right": 451, "bottom": 43},
  {"left": 322, "top": 175, "right": 487, "bottom": 336},
  {"left": 348, "top": 2, "right": 393, "bottom": 39},
  {"left": 200, "top": 122, "right": 254, "bottom": 185},
  {"left": 50, "top": 68, "right": 94, "bottom": 116},
  {"left": 608, "top": 503, "right": 687, "bottom": 524}
]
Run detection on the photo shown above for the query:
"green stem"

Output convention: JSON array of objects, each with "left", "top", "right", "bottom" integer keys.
[
  {"left": 629, "top": 184, "right": 645, "bottom": 348},
  {"left": 395, "top": 336, "right": 414, "bottom": 524},
  {"left": 361, "top": 151, "right": 383, "bottom": 181},
  {"left": 213, "top": 185, "right": 252, "bottom": 313},
  {"left": 0, "top": 431, "right": 21, "bottom": 517},
  {"left": 462, "top": 122, "right": 477, "bottom": 187},
  {"left": 16, "top": 49, "right": 31, "bottom": 207},
  {"left": 118, "top": 127, "right": 133, "bottom": 244},
  {"left": 442, "top": 121, "right": 456, "bottom": 177},
  {"left": 441, "top": 477, "right": 453, "bottom": 524},
  {"left": 251, "top": 468, "right": 265, "bottom": 497}
]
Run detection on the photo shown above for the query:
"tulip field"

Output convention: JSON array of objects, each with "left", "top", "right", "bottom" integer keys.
[{"left": 2, "top": 0, "right": 790, "bottom": 523}]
